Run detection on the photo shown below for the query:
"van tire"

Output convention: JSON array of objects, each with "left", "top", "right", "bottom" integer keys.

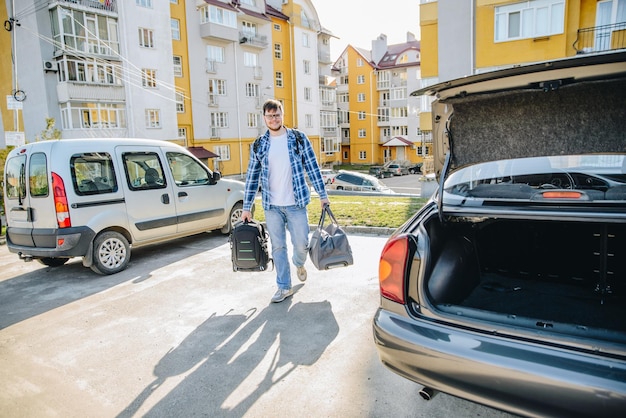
[
  {"left": 90, "top": 231, "right": 130, "bottom": 275},
  {"left": 221, "top": 202, "right": 244, "bottom": 234},
  {"left": 37, "top": 258, "right": 69, "bottom": 267}
]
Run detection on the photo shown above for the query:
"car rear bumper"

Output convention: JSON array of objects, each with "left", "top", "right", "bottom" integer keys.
[
  {"left": 6, "top": 226, "right": 96, "bottom": 259},
  {"left": 373, "top": 307, "right": 626, "bottom": 418}
]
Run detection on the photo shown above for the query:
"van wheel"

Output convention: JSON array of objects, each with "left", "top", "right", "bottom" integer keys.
[
  {"left": 90, "top": 231, "right": 130, "bottom": 275},
  {"left": 221, "top": 202, "right": 244, "bottom": 234},
  {"left": 37, "top": 258, "right": 69, "bottom": 267}
]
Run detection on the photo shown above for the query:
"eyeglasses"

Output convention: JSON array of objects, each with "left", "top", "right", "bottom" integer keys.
[{"left": 264, "top": 114, "right": 282, "bottom": 119}]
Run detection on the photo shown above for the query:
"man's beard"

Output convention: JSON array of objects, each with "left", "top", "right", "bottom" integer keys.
[{"left": 268, "top": 125, "right": 282, "bottom": 133}]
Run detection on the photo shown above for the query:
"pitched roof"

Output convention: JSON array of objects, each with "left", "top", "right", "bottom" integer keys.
[{"left": 187, "top": 146, "right": 220, "bottom": 159}]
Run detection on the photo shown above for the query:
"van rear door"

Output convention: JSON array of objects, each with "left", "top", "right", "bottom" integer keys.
[{"left": 116, "top": 146, "right": 177, "bottom": 243}]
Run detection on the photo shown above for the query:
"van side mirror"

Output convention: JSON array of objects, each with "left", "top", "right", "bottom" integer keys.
[{"left": 210, "top": 171, "right": 221, "bottom": 184}]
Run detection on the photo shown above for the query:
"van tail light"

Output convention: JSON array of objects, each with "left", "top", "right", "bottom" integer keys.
[
  {"left": 52, "top": 172, "right": 71, "bottom": 228},
  {"left": 379, "top": 234, "right": 412, "bottom": 304}
]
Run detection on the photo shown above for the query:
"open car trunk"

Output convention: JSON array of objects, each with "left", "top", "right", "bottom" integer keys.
[{"left": 422, "top": 214, "right": 626, "bottom": 350}]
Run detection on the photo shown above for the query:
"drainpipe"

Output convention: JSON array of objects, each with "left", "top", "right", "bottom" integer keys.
[{"left": 233, "top": 42, "right": 243, "bottom": 179}]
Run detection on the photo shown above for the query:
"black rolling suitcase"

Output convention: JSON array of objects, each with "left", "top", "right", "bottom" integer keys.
[{"left": 229, "top": 220, "right": 273, "bottom": 272}]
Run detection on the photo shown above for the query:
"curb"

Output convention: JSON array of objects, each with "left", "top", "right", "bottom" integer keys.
[{"left": 308, "top": 224, "right": 395, "bottom": 237}]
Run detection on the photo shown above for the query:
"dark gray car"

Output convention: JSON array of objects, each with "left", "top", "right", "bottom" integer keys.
[{"left": 373, "top": 52, "right": 626, "bottom": 417}]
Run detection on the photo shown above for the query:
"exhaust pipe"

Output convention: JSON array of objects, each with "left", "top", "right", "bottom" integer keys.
[{"left": 418, "top": 387, "right": 437, "bottom": 401}]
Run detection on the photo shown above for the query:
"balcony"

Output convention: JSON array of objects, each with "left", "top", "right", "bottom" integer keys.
[
  {"left": 56, "top": 82, "right": 125, "bottom": 103},
  {"left": 574, "top": 22, "right": 626, "bottom": 54},
  {"left": 58, "top": 0, "right": 117, "bottom": 13},
  {"left": 200, "top": 22, "right": 238, "bottom": 42},
  {"left": 239, "top": 32, "right": 268, "bottom": 49}
]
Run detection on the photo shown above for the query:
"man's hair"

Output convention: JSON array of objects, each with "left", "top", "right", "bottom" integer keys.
[{"left": 262, "top": 99, "right": 283, "bottom": 114}]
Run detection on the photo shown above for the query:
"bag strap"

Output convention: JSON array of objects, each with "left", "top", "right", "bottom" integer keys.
[{"left": 317, "top": 204, "right": 338, "bottom": 229}]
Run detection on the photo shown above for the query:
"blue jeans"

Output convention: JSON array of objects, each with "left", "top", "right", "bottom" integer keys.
[{"left": 264, "top": 205, "right": 310, "bottom": 290}]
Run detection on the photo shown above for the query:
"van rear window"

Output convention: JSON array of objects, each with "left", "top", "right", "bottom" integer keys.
[{"left": 70, "top": 152, "right": 118, "bottom": 195}]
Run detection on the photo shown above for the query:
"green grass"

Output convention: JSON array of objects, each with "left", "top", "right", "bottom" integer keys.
[{"left": 253, "top": 195, "right": 428, "bottom": 228}]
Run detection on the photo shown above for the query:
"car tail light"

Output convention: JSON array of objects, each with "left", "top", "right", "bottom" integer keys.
[
  {"left": 379, "top": 234, "right": 411, "bottom": 304},
  {"left": 52, "top": 172, "right": 71, "bottom": 228}
]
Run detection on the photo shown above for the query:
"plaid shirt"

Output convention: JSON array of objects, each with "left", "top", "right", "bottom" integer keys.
[{"left": 243, "top": 128, "right": 328, "bottom": 212}]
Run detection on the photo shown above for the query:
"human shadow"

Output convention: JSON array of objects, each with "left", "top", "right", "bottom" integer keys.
[{"left": 117, "top": 297, "right": 339, "bottom": 417}]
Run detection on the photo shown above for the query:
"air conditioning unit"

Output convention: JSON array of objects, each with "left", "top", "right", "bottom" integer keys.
[
  {"left": 239, "top": 36, "right": 248, "bottom": 44},
  {"left": 43, "top": 60, "right": 57, "bottom": 72}
]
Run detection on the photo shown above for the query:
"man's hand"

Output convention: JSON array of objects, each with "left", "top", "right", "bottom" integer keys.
[
  {"left": 241, "top": 210, "right": 252, "bottom": 222},
  {"left": 320, "top": 198, "right": 330, "bottom": 208}
]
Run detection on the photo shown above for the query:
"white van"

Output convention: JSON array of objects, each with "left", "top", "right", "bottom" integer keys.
[{"left": 3, "top": 138, "right": 247, "bottom": 274}]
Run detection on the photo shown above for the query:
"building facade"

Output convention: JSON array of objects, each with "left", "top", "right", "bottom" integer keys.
[
  {"left": 332, "top": 32, "right": 426, "bottom": 167},
  {"left": 418, "top": 0, "right": 626, "bottom": 170},
  {"left": 0, "top": 0, "right": 340, "bottom": 177}
]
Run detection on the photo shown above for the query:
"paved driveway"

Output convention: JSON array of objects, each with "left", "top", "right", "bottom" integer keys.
[{"left": 0, "top": 232, "right": 517, "bottom": 418}]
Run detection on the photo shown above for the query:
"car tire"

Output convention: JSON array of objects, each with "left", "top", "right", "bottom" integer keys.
[
  {"left": 90, "top": 231, "right": 130, "bottom": 275},
  {"left": 221, "top": 202, "right": 244, "bottom": 234},
  {"left": 37, "top": 257, "right": 69, "bottom": 267}
]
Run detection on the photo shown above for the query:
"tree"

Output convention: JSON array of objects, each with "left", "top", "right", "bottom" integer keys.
[{"left": 35, "top": 117, "right": 62, "bottom": 141}]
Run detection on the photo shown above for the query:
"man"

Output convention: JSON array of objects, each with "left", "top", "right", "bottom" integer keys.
[{"left": 241, "top": 99, "right": 330, "bottom": 303}]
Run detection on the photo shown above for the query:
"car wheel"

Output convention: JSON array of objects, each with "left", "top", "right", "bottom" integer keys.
[
  {"left": 90, "top": 231, "right": 130, "bottom": 275},
  {"left": 37, "top": 257, "right": 69, "bottom": 267},
  {"left": 221, "top": 202, "right": 244, "bottom": 234},
  {"left": 337, "top": 186, "right": 344, "bottom": 190}
]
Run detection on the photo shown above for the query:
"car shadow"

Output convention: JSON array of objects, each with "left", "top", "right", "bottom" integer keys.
[
  {"left": 0, "top": 231, "right": 228, "bottom": 330},
  {"left": 117, "top": 297, "right": 339, "bottom": 417}
]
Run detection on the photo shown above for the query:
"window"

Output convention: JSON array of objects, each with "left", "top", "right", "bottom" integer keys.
[
  {"left": 208, "top": 79, "right": 226, "bottom": 95},
  {"left": 145, "top": 109, "right": 161, "bottom": 128},
  {"left": 358, "top": 129, "right": 366, "bottom": 138},
  {"left": 29, "top": 153, "right": 49, "bottom": 197},
  {"left": 247, "top": 113, "right": 259, "bottom": 128},
  {"left": 304, "top": 60, "right": 311, "bottom": 74},
  {"left": 274, "top": 23, "right": 281, "bottom": 31},
  {"left": 275, "top": 71, "right": 284, "bottom": 88},
  {"left": 320, "top": 111, "right": 337, "bottom": 128},
  {"left": 138, "top": 28, "right": 154, "bottom": 48},
  {"left": 136, "top": 0, "right": 152, "bottom": 7},
  {"left": 358, "top": 111, "right": 366, "bottom": 120},
  {"left": 495, "top": 0, "right": 564, "bottom": 42},
  {"left": 304, "top": 87, "right": 312, "bottom": 101},
  {"left": 71, "top": 152, "right": 117, "bottom": 195},
  {"left": 305, "top": 114, "right": 313, "bottom": 128},
  {"left": 207, "top": 45, "right": 225, "bottom": 63},
  {"left": 178, "top": 127, "right": 187, "bottom": 139},
  {"left": 60, "top": 102, "right": 126, "bottom": 130},
  {"left": 51, "top": 9, "right": 120, "bottom": 55},
  {"left": 357, "top": 93, "right": 365, "bottom": 102},
  {"left": 357, "top": 75, "right": 365, "bottom": 84},
  {"left": 242, "top": 21, "right": 257, "bottom": 37},
  {"left": 142, "top": 69, "right": 157, "bottom": 88},
  {"left": 199, "top": 5, "right": 237, "bottom": 28},
  {"left": 124, "top": 152, "right": 166, "bottom": 190},
  {"left": 378, "top": 108, "right": 389, "bottom": 122},
  {"left": 244, "top": 52, "right": 258, "bottom": 67},
  {"left": 359, "top": 151, "right": 367, "bottom": 160},
  {"left": 357, "top": 58, "right": 364, "bottom": 67},
  {"left": 175, "top": 91, "right": 185, "bottom": 113},
  {"left": 213, "top": 145, "right": 231, "bottom": 161},
  {"left": 302, "top": 33, "right": 310, "bottom": 47},
  {"left": 173, "top": 56, "right": 182, "bottom": 77},
  {"left": 391, "top": 107, "right": 408, "bottom": 118},
  {"left": 245, "top": 83, "right": 259, "bottom": 97},
  {"left": 392, "top": 88, "right": 406, "bottom": 100},
  {"left": 58, "top": 59, "right": 122, "bottom": 85},
  {"left": 171, "top": 19, "right": 180, "bottom": 41},
  {"left": 210, "top": 112, "right": 229, "bottom": 128},
  {"left": 274, "top": 43, "right": 282, "bottom": 59},
  {"left": 338, "top": 93, "right": 349, "bottom": 103}
]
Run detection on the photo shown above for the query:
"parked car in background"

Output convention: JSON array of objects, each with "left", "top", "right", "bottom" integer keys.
[
  {"left": 373, "top": 52, "right": 626, "bottom": 417},
  {"left": 368, "top": 166, "right": 393, "bottom": 179},
  {"left": 329, "top": 170, "right": 393, "bottom": 193},
  {"left": 384, "top": 163, "right": 409, "bottom": 176},
  {"left": 407, "top": 163, "right": 423, "bottom": 174},
  {"left": 320, "top": 169, "right": 338, "bottom": 185}
]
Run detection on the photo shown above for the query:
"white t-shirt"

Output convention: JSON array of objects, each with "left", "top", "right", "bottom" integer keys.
[{"left": 267, "top": 132, "right": 296, "bottom": 206}]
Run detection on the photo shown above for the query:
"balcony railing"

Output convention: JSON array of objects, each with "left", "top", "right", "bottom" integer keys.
[
  {"left": 574, "top": 22, "right": 626, "bottom": 54},
  {"left": 59, "top": 0, "right": 117, "bottom": 13}
]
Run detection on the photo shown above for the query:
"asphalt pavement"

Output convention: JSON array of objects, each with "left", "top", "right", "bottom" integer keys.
[{"left": 0, "top": 228, "right": 515, "bottom": 418}]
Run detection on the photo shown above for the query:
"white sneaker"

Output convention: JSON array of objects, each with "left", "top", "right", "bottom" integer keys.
[
  {"left": 297, "top": 266, "right": 307, "bottom": 282},
  {"left": 271, "top": 288, "right": 294, "bottom": 303}
]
